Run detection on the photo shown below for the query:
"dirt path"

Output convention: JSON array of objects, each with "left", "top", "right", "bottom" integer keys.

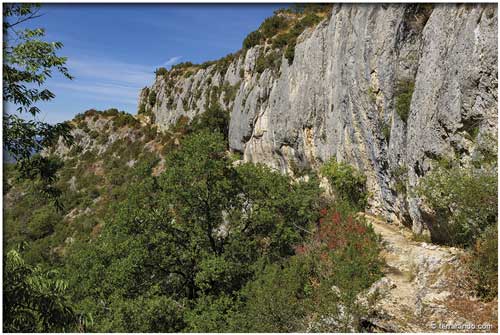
[{"left": 362, "top": 214, "right": 497, "bottom": 332}]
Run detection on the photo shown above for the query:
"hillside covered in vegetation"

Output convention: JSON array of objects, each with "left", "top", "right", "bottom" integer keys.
[{"left": 3, "top": 3, "right": 498, "bottom": 333}]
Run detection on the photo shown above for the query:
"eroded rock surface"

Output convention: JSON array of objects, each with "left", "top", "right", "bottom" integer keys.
[
  {"left": 361, "top": 214, "right": 497, "bottom": 333},
  {"left": 140, "top": 3, "right": 498, "bottom": 234}
]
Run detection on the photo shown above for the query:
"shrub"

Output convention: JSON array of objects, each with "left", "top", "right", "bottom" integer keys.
[
  {"left": 113, "top": 112, "right": 138, "bottom": 128},
  {"left": 416, "top": 162, "right": 497, "bottom": 246},
  {"left": 148, "top": 90, "right": 156, "bottom": 106},
  {"left": 260, "top": 15, "right": 289, "bottom": 38},
  {"left": 215, "top": 52, "right": 238, "bottom": 74},
  {"left": 392, "top": 165, "right": 408, "bottom": 194},
  {"left": 255, "top": 50, "right": 282, "bottom": 74},
  {"left": 138, "top": 103, "right": 146, "bottom": 115},
  {"left": 234, "top": 257, "right": 311, "bottom": 332},
  {"left": 284, "top": 44, "right": 296, "bottom": 64},
  {"left": 155, "top": 67, "right": 168, "bottom": 77},
  {"left": 304, "top": 209, "right": 383, "bottom": 332},
  {"left": 191, "top": 103, "right": 230, "bottom": 140},
  {"left": 381, "top": 122, "right": 391, "bottom": 142},
  {"left": 222, "top": 81, "right": 239, "bottom": 106},
  {"left": 27, "top": 207, "right": 61, "bottom": 240},
  {"left": 102, "top": 108, "right": 120, "bottom": 117},
  {"left": 236, "top": 208, "right": 383, "bottom": 332},
  {"left": 272, "top": 32, "right": 290, "bottom": 49},
  {"left": 320, "top": 158, "right": 368, "bottom": 211},
  {"left": 171, "top": 61, "right": 194, "bottom": 70},
  {"left": 395, "top": 80, "right": 414, "bottom": 123},
  {"left": 243, "top": 30, "right": 263, "bottom": 49}
]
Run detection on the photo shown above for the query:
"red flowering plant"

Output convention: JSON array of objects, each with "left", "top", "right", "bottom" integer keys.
[{"left": 290, "top": 206, "right": 384, "bottom": 331}]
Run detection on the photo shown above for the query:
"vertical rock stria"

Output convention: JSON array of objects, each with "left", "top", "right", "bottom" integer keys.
[{"left": 139, "top": 4, "right": 498, "bottom": 234}]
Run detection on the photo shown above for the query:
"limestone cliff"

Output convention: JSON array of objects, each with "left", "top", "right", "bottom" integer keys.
[{"left": 138, "top": 4, "right": 498, "bottom": 234}]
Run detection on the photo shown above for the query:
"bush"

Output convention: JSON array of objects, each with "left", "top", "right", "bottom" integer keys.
[
  {"left": 148, "top": 89, "right": 156, "bottom": 106},
  {"left": 395, "top": 80, "right": 414, "bottom": 123},
  {"left": 381, "top": 122, "right": 391, "bottom": 142},
  {"left": 113, "top": 112, "right": 139, "bottom": 128},
  {"left": 260, "top": 15, "right": 289, "bottom": 38},
  {"left": 271, "top": 32, "right": 290, "bottom": 49},
  {"left": 138, "top": 103, "right": 146, "bottom": 115},
  {"left": 416, "top": 162, "right": 497, "bottom": 246},
  {"left": 255, "top": 50, "right": 282, "bottom": 74},
  {"left": 27, "top": 207, "right": 61, "bottom": 240},
  {"left": 154, "top": 67, "right": 168, "bottom": 77},
  {"left": 234, "top": 257, "right": 311, "bottom": 332},
  {"left": 235, "top": 208, "right": 383, "bottom": 332},
  {"left": 306, "top": 210, "right": 383, "bottom": 332},
  {"left": 243, "top": 30, "right": 263, "bottom": 49},
  {"left": 320, "top": 158, "right": 368, "bottom": 211},
  {"left": 191, "top": 103, "right": 230, "bottom": 140}
]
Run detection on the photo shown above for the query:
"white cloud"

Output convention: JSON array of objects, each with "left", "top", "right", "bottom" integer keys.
[
  {"left": 66, "top": 58, "right": 154, "bottom": 86},
  {"left": 163, "top": 56, "right": 182, "bottom": 67},
  {"left": 51, "top": 57, "right": 158, "bottom": 108},
  {"left": 52, "top": 81, "right": 139, "bottom": 106}
]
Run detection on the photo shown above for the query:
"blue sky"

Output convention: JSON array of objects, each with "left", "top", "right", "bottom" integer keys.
[{"left": 6, "top": 4, "right": 283, "bottom": 124}]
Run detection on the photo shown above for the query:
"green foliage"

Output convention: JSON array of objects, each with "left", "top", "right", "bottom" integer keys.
[
  {"left": 137, "top": 103, "right": 146, "bottom": 115},
  {"left": 148, "top": 89, "right": 156, "bottom": 106},
  {"left": 242, "top": 30, "right": 263, "bottom": 49},
  {"left": 255, "top": 50, "right": 282, "bottom": 74},
  {"left": 395, "top": 80, "right": 414, "bottom": 123},
  {"left": 215, "top": 52, "right": 239, "bottom": 74},
  {"left": 191, "top": 103, "right": 230, "bottom": 140},
  {"left": 287, "top": 3, "right": 333, "bottom": 15},
  {"left": 3, "top": 4, "right": 74, "bottom": 182},
  {"left": 320, "top": 158, "right": 368, "bottom": 211},
  {"left": 113, "top": 111, "right": 139, "bottom": 128},
  {"left": 171, "top": 61, "right": 194, "bottom": 70},
  {"left": 154, "top": 67, "right": 168, "bottom": 77},
  {"left": 234, "top": 257, "right": 310, "bottom": 332},
  {"left": 260, "top": 15, "right": 289, "bottom": 38},
  {"left": 306, "top": 210, "right": 383, "bottom": 331},
  {"left": 3, "top": 249, "right": 79, "bottom": 332},
  {"left": 416, "top": 160, "right": 497, "bottom": 247},
  {"left": 392, "top": 165, "right": 408, "bottom": 195},
  {"left": 272, "top": 13, "right": 322, "bottom": 65},
  {"left": 221, "top": 81, "right": 239, "bottom": 105},
  {"left": 381, "top": 121, "right": 391, "bottom": 142},
  {"left": 60, "top": 131, "right": 323, "bottom": 331},
  {"left": 234, "top": 209, "right": 382, "bottom": 332},
  {"left": 184, "top": 294, "right": 237, "bottom": 332},
  {"left": 27, "top": 207, "right": 61, "bottom": 240}
]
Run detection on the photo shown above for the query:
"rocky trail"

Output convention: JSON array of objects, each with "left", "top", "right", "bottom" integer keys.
[{"left": 362, "top": 215, "right": 497, "bottom": 333}]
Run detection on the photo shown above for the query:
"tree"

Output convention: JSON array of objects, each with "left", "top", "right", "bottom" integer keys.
[
  {"left": 191, "top": 103, "right": 230, "bottom": 141},
  {"left": 3, "top": 4, "right": 73, "bottom": 184},
  {"left": 3, "top": 249, "right": 78, "bottom": 332},
  {"left": 62, "top": 131, "right": 324, "bottom": 331}
]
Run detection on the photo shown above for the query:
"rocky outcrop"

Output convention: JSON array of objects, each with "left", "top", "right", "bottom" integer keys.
[
  {"left": 359, "top": 214, "right": 497, "bottom": 332},
  {"left": 139, "top": 4, "right": 497, "bottom": 234}
]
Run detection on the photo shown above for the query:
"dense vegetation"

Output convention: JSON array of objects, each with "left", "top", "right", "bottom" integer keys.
[
  {"left": 416, "top": 134, "right": 498, "bottom": 300},
  {"left": 4, "top": 106, "right": 384, "bottom": 331},
  {"left": 3, "top": 3, "right": 498, "bottom": 332},
  {"left": 3, "top": 4, "right": 74, "bottom": 204}
]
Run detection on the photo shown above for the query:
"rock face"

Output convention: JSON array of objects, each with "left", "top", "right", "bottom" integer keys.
[{"left": 139, "top": 4, "right": 498, "bottom": 234}]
